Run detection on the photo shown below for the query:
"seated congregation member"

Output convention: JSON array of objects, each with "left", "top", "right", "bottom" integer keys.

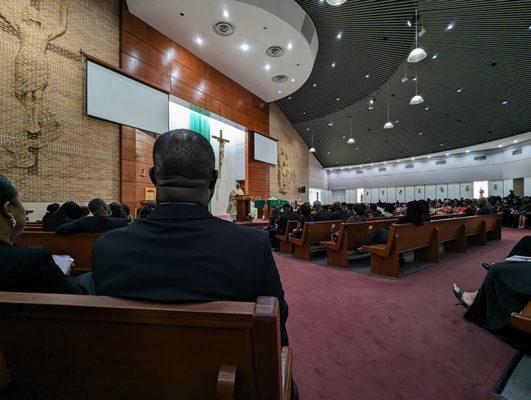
[
  {"left": 453, "top": 238, "right": 531, "bottom": 351},
  {"left": 291, "top": 202, "right": 313, "bottom": 239},
  {"left": 312, "top": 200, "right": 331, "bottom": 221},
  {"left": 269, "top": 203, "right": 298, "bottom": 248},
  {"left": 55, "top": 198, "right": 129, "bottom": 235},
  {"left": 137, "top": 201, "right": 156, "bottom": 219},
  {"left": 476, "top": 198, "right": 493, "bottom": 215},
  {"left": 369, "top": 204, "right": 383, "bottom": 218},
  {"left": 372, "top": 201, "right": 425, "bottom": 245},
  {"left": 381, "top": 203, "right": 395, "bottom": 217},
  {"left": 42, "top": 200, "right": 82, "bottom": 231},
  {"left": 41, "top": 203, "right": 59, "bottom": 225},
  {"left": 267, "top": 206, "right": 280, "bottom": 229},
  {"left": 0, "top": 175, "right": 84, "bottom": 294},
  {"left": 92, "top": 129, "right": 291, "bottom": 347},
  {"left": 331, "top": 201, "right": 349, "bottom": 220},
  {"left": 346, "top": 203, "right": 368, "bottom": 223}
]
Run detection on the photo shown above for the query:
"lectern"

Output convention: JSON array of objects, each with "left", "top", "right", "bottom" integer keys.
[{"left": 235, "top": 195, "right": 252, "bottom": 222}]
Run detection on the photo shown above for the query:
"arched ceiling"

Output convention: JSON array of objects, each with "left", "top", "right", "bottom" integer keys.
[{"left": 276, "top": 0, "right": 531, "bottom": 167}]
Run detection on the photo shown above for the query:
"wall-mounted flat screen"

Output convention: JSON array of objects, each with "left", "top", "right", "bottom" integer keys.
[
  {"left": 253, "top": 131, "right": 278, "bottom": 165},
  {"left": 86, "top": 60, "right": 169, "bottom": 134}
]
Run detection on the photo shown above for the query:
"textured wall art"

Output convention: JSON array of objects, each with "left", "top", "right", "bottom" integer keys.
[
  {"left": 277, "top": 148, "right": 293, "bottom": 195},
  {"left": 0, "top": 0, "right": 68, "bottom": 171}
]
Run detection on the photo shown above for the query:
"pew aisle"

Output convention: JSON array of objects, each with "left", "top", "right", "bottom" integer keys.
[{"left": 275, "top": 228, "right": 526, "bottom": 400}]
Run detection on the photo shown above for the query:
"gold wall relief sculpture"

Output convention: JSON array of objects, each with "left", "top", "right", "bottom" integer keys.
[
  {"left": 278, "top": 148, "right": 293, "bottom": 195},
  {"left": 0, "top": 0, "right": 68, "bottom": 172}
]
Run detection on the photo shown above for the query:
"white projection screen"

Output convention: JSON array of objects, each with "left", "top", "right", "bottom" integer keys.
[
  {"left": 254, "top": 132, "right": 278, "bottom": 165},
  {"left": 86, "top": 60, "right": 169, "bottom": 134}
]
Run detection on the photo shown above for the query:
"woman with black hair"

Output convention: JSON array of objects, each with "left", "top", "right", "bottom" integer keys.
[
  {"left": 41, "top": 202, "right": 59, "bottom": 225},
  {"left": 42, "top": 200, "right": 82, "bottom": 231},
  {"left": 290, "top": 202, "right": 313, "bottom": 239},
  {"left": 0, "top": 175, "right": 83, "bottom": 294}
]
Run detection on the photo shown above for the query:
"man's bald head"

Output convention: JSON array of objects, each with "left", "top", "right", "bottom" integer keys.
[{"left": 150, "top": 130, "right": 218, "bottom": 205}]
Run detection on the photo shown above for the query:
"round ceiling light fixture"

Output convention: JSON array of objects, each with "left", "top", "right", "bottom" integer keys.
[
  {"left": 213, "top": 21, "right": 235, "bottom": 36},
  {"left": 309, "top": 133, "right": 316, "bottom": 153},
  {"left": 327, "top": 0, "right": 348, "bottom": 5},
  {"left": 266, "top": 45, "right": 285, "bottom": 58},
  {"left": 383, "top": 83, "right": 394, "bottom": 129},
  {"left": 347, "top": 116, "right": 356, "bottom": 144}
]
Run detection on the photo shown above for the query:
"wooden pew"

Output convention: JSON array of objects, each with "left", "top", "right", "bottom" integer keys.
[
  {"left": 13, "top": 232, "right": 101, "bottom": 275},
  {"left": 482, "top": 213, "right": 503, "bottom": 240},
  {"left": 320, "top": 219, "right": 397, "bottom": 268},
  {"left": 361, "top": 223, "right": 439, "bottom": 278},
  {"left": 0, "top": 293, "right": 291, "bottom": 400},
  {"left": 434, "top": 217, "right": 468, "bottom": 253},
  {"left": 275, "top": 221, "right": 298, "bottom": 253},
  {"left": 510, "top": 301, "right": 531, "bottom": 334},
  {"left": 288, "top": 220, "right": 343, "bottom": 260},
  {"left": 464, "top": 216, "right": 487, "bottom": 245}
]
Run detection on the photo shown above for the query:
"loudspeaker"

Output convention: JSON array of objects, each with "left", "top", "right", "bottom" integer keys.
[{"left": 299, "top": 186, "right": 306, "bottom": 193}]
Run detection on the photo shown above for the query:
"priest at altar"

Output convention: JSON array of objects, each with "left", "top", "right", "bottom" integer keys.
[{"left": 226, "top": 182, "right": 245, "bottom": 222}]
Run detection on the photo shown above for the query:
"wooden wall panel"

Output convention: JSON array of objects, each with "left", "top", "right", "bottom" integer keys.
[{"left": 120, "top": 5, "right": 270, "bottom": 206}]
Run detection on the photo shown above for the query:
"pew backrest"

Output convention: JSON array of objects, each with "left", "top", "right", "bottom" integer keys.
[
  {"left": 302, "top": 220, "right": 344, "bottom": 244},
  {"left": 340, "top": 219, "right": 397, "bottom": 246},
  {"left": 388, "top": 223, "right": 438, "bottom": 253},
  {"left": 13, "top": 232, "right": 101, "bottom": 274},
  {"left": 0, "top": 293, "right": 289, "bottom": 400},
  {"left": 431, "top": 218, "right": 466, "bottom": 242}
]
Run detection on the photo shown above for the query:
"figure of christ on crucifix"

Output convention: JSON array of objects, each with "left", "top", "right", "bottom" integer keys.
[
  {"left": 211, "top": 129, "right": 230, "bottom": 178},
  {"left": 0, "top": 0, "right": 69, "bottom": 134}
]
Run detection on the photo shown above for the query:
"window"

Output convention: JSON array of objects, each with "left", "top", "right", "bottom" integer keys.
[
  {"left": 436, "top": 160, "right": 446, "bottom": 165},
  {"left": 474, "top": 155, "right": 487, "bottom": 160},
  {"left": 473, "top": 181, "right": 488, "bottom": 199}
]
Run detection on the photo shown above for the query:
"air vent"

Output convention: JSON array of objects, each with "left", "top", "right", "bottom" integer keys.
[
  {"left": 474, "top": 155, "right": 487, "bottom": 161},
  {"left": 213, "top": 21, "right": 235, "bottom": 36},
  {"left": 379, "top": 167, "right": 387, "bottom": 172},
  {"left": 356, "top": 170, "right": 363, "bottom": 174},
  {"left": 405, "top": 164, "right": 414, "bottom": 169},
  {"left": 266, "top": 46, "right": 285, "bottom": 58},
  {"left": 436, "top": 160, "right": 447, "bottom": 165},
  {"left": 512, "top": 149, "right": 522, "bottom": 156},
  {"left": 272, "top": 75, "right": 288, "bottom": 83}
]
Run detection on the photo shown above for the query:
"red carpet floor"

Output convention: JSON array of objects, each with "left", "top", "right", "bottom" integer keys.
[{"left": 275, "top": 229, "right": 527, "bottom": 400}]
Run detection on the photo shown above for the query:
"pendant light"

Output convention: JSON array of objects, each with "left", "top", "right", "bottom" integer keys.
[
  {"left": 407, "top": 8, "right": 427, "bottom": 63},
  {"left": 410, "top": 65, "right": 424, "bottom": 105},
  {"left": 401, "top": 63, "right": 409, "bottom": 82},
  {"left": 347, "top": 116, "right": 355, "bottom": 144},
  {"left": 383, "top": 84, "right": 394, "bottom": 129},
  {"left": 309, "top": 133, "right": 316, "bottom": 153},
  {"left": 327, "top": 0, "right": 347, "bottom": 5}
]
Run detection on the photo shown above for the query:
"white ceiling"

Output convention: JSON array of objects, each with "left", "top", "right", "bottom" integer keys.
[{"left": 126, "top": 0, "right": 318, "bottom": 102}]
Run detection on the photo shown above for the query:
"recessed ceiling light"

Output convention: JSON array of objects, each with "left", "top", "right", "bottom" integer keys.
[
  {"left": 369, "top": 99, "right": 374, "bottom": 105},
  {"left": 412, "top": 76, "right": 417, "bottom": 81},
  {"left": 288, "top": 96, "right": 292, "bottom": 100},
  {"left": 287, "top": 42, "right": 293, "bottom": 50},
  {"left": 425, "top": 106, "right": 430, "bottom": 110},
  {"left": 513, "top": 140, "right": 518, "bottom": 143},
  {"left": 240, "top": 43, "right": 249, "bottom": 52},
  {"left": 501, "top": 100, "right": 508, "bottom": 105},
  {"left": 331, "top": 62, "right": 336, "bottom": 67},
  {"left": 371, "top": 163, "right": 374, "bottom": 166},
  {"left": 445, "top": 152, "right": 450, "bottom": 156},
  {"left": 365, "top": 74, "right": 370, "bottom": 78},
  {"left": 418, "top": 132, "right": 423, "bottom": 135},
  {"left": 355, "top": 147, "right": 359, "bottom": 150},
  {"left": 411, "top": 157, "right": 415, "bottom": 160},
  {"left": 277, "top": 90, "right": 282, "bottom": 94},
  {"left": 466, "top": 149, "right": 470, "bottom": 153},
  {"left": 457, "top": 88, "right": 463, "bottom": 93},
  {"left": 440, "top": 143, "right": 444, "bottom": 146},
  {"left": 313, "top": 83, "right": 317, "bottom": 87},
  {"left": 290, "top": 78, "right": 295, "bottom": 82},
  {"left": 303, "top": 111, "right": 306, "bottom": 114},
  {"left": 195, "top": 36, "right": 204, "bottom": 45},
  {"left": 432, "top": 54, "right": 438, "bottom": 60},
  {"left": 337, "top": 32, "right": 342, "bottom": 40},
  {"left": 222, "top": 9, "right": 229, "bottom": 18},
  {"left": 264, "top": 64, "right": 271, "bottom": 71},
  {"left": 427, "top": 155, "right": 431, "bottom": 158},
  {"left": 498, "top": 144, "right": 502, "bottom": 147},
  {"left": 446, "top": 22, "right": 455, "bottom": 31}
]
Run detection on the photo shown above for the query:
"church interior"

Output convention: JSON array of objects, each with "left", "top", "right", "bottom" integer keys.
[{"left": 0, "top": 0, "right": 530, "bottom": 399}]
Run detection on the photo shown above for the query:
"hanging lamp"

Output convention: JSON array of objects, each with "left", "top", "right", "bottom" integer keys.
[
  {"left": 410, "top": 65, "right": 424, "bottom": 105},
  {"left": 383, "top": 84, "right": 394, "bottom": 129},
  {"left": 309, "top": 133, "right": 316, "bottom": 153},
  {"left": 347, "top": 116, "right": 355, "bottom": 144},
  {"left": 407, "top": 8, "right": 427, "bottom": 63}
]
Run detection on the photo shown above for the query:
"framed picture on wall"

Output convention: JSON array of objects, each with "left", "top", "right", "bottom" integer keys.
[{"left": 145, "top": 187, "right": 156, "bottom": 201}]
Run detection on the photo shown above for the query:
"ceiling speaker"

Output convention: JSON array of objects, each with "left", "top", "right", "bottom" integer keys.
[
  {"left": 266, "top": 46, "right": 285, "bottom": 58},
  {"left": 213, "top": 21, "right": 235, "bottom": 36}
]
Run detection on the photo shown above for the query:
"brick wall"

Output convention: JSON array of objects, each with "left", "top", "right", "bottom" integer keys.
[{"left": 0, "top": 0, "right": 120, "bottom": 204}]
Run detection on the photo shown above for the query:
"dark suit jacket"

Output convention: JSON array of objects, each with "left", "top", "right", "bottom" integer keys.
[
  {"left": 276, "top": 211, "right": 298, "bottom": 234},
  {"left": 0, "top": 240, "right": 82, "bottom": 294},
  {"left": 331, "top": 210, "right": 350, "bottom": 220},
  {"left": 312, "top": 210, "right": 332, "bottom": 221},
  {"left": 92, "top": 203, "right": 290, "bottom": 345},
  {"left": 55, "top": 216, "right": 129, "bottom": 235}
]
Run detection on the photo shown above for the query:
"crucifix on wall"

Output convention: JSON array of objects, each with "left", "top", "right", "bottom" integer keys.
[{"left": 211, "top": 129, "right": 230, "bottom": 178}]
